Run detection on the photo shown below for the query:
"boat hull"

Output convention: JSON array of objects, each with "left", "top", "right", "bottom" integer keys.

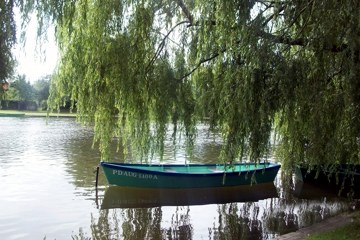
[{"left": 101, "top": 162, "right": 281, "bottom": 189}]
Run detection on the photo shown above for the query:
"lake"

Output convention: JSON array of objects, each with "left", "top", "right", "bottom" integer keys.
[{"left": 0, "top": 117, "right": 355, "bottom": 239}]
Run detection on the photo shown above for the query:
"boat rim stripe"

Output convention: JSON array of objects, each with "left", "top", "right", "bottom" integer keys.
[{"left": 100, "top": 162, "right": 281, "bottom": 176}]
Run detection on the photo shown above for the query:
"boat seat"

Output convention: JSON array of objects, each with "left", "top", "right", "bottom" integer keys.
[{"left": 163, "top": 168, "right": 177, "bottom": 173}]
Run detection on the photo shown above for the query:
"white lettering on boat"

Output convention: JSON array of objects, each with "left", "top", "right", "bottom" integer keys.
[{"left": 112, "top": 170, "right": 158, "bottom": 180}]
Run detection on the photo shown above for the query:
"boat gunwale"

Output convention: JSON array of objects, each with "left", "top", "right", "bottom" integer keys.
[{"left": 101, "top": 162, "right": 281, "bottom": 176}]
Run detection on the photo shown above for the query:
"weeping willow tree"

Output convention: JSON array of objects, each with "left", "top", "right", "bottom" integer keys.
[
  {"left": 0, "top": 0, "right": 16, "bottom": 92},
  {"left": 4, "top": 1, "right": 360, "bottom": 168}
]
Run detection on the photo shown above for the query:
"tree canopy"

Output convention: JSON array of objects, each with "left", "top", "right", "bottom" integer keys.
[
  {"left": 0, "top": 0, "right": 16, "bottom": 84},
  {"left": 6, "top": 74, "right": 35, "bottom": 100},
  {"left": 2, "top": 1, "right": 360, "bottom": 168}
]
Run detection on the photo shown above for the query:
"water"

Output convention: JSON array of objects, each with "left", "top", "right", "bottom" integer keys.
[{"left": 0, "top": 117, "right": 356, "bottom": 239}]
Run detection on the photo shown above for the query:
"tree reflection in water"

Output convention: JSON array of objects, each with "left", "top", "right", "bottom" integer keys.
[
  {"left": 68, "top": 173, "right": 356, "bottom": 240},
  {"left": 70, "top": 196, "right": 354, "bottom": 240},
  {"left": 120, "top": 208, "right": 163, "bottom": 239},
  {"left": 167, "top": 207, "right": 193, "bottom": 240},
  {"left": 212, "top": 202, "right": 269, "bottom": 240},
  {"left": 73, "top": 207, "right": 193, "bottom": 239}
]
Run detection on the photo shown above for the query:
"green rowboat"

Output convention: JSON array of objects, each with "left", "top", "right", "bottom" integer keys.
[{"left": 101, "top": 162, "right": 281, "bottom": 189}]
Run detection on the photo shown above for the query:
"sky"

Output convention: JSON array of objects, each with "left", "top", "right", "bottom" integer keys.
[{"left": 12, "top": 13, "right": 59, "bottom": 84}]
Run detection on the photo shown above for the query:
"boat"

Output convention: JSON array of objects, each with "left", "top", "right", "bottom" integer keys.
[
  {"left": 100, "top": 162, "right": 281, "bottom": 189},
  {"left": 101, "top": 183, "right": 278, "bottom": 209},
  {"left": 295, "top": 164, "right": 360, "bottom": 198}
]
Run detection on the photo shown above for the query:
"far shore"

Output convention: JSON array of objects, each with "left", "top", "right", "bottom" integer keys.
[{"left": 0, "top": 110, "right": 76, "bottom": 118}]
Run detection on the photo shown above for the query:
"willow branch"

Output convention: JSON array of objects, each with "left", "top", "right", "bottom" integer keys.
[
  {"left": 176, "top": 0, "right": 193, "bottom": 24},
  {"left": 176, "top": 0, "right": 348, "bottom": 80},
  {"left": 259, "top": 31, "right": 348, "bottom": 52},
  {"left": 177, "top": 29, "right": 348, "bottom": 81},
  {"left": 146, "top": 20, "right": 190, "bottom": 72},
  {"left": 176, "top": 49, "right": 225, "bottom": 81}
]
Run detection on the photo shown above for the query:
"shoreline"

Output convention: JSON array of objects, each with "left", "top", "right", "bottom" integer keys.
[
  {"left": 0, "top": 110, "right": 76, "bottom": 118},
  {"left": 276, "top": 212, "right": 356, "bottom": 240}
]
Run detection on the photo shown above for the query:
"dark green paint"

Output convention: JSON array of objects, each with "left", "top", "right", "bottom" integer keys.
[{"left": 101, "top": 162, "right": 281, "bottom": 189}]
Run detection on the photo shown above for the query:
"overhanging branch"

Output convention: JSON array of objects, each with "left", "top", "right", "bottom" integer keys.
[
  {"left": 259, "top": 31, "right": 348, "bottom": 53},
  {"left": 176, "top": 29, "right": 349, "bottom": 81},
  {"left": 146, "top": 20, "right": 190, "bottom": 73},
  {"left": 176, "top": 49, "right": 225, "bottom": 81},
  {"left": 171, "top": 0, "right": 349, "bottom": 80},
  {"left": 176, "top": 0, "right": 193, "bottom": 24}
]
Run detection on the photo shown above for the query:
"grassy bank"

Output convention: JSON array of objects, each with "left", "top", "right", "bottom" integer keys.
[
  {"left": 0, "top": 110, "right": 76, "bottom": 118},
  {"left": 306, "top": 211, "right": 360, "bottom": 240}
]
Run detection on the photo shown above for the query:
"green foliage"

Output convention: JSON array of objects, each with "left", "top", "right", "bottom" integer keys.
[
  {"left": 306, "top": 218, "right": 360, "bottom": 240},
  {"left": 3, "top": 83, "right": 20, "bottom": 100},
  {"left": 9, "top": 75, "right": 35, "bottom": 101},
  {"left": 33, "top": 75, "right": 51, "bottom": 109},
  {"left": 0, "top": 0, "right": 16, "bottom": 82},
  {"left": 4, "top": 0, "right": 360, "bottom": 166},
  {"left": 3, "top": 75, "right": 51, "bottom": 110}
]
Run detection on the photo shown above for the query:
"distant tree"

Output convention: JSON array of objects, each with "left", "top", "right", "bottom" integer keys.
[
  {"left": 10, "top": 75, "right": 35, "bottom": 101},
  {"left": 0, "top": 0, "right": 16, "bottom": 83},
  {"left": 33, "top": 75, "right": 51, "bottom": 109},
  {"left": 3, "top": 82, "right": 20, "bottom": 100}
]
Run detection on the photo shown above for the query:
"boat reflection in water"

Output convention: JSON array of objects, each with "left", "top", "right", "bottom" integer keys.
[
  {"left": 295, "top": 165, "right": 360, "bottom": 199},
  {"left": 293, "top": 181, "right": 340, "bottom": 200},
  {"left": 101, "top": 182, "right": 278, "bottom": 209}
]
